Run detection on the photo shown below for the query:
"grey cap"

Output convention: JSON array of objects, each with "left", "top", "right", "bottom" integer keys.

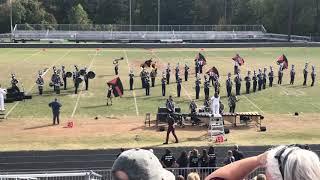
[{"left": 112, "top": 149, "right": 175, "bottom": 180}]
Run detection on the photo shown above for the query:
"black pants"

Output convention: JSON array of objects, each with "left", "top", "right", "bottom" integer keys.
[
  {"left": 253, "top": 81, "right": 257, "bottom": 92},
  {"left": 269, "top": 78, "right": 273, "bottom": 87},
  {"left": 53, "top": 112, "right": 60, "bottom": 125},
  {"left": 185, "top": 72, "right": 188, "bottom": 81},
  {"left": 38, "top": 86, "right": 43, "bottom": 95},
  {"left": 263, "top": 79, "right": 266, "bottom": 89},
  {"left": 303, "top": 74, "right": 307, "bottom": 86},
  {"left": 290, "top": 76, "right": 294, "bottom": 85},
  {"left": 75, "top": 84, "right": 79, "bottom": 94},
  {"left": 85, "top": 79, "right": 89, "bottom": 90},
  {"left": 236, "top": 84, "right": 241, "bottom": 95},
  {"left": 63, "top": 77, "right": 67, "bottom": 90},
  {"left": 246, "top": 82, "right": 250, "bottom": 94},
  {"left": 175, "top": 74, "right": 179, "bottom": 82},
  {"left": 258, "top": 81, "right": 262, "bottom": 91},
  {"left": 141, "top": 78, "right": 144, "bottom": 88},
  {"left": 162, "top": 84, "right": 166, "bottom": 96},
  {"left": 145, "top": 85, "right": 150, "bottom": 96},
  {"left": 177, "top": 84, "right": 181, "bottom": 97},
  {"left": 199, "top": 65, "right": 203, "bottom": 74},
  {"left": 195, "top": 85, "right": 200, "bottom": 99},
  {"left": 234, "top": 66, "right": 238, "bottom": 75},
  {"left": 311, "top": 76, "right": 315, "bottom": 86},
  {"left": 130, "top": 78, "right": 134, "bottom": 90},
  {"left": 278, "top": 74, "right": 283, "bottom": 85},
  {"left": 166, "top": 74, "right": 170, "bottom": 84},
  {"left": 229, "top": 105, "right": 236, "bottom": 113},
  {"left": 195, "top": 67, "right": 199, "bottom": 75},
  {"left": 165, "top": 126, "right": 178, "bottom": 143},
  {"left": 151, "top": 77, "right": 155, "bottom": 87},
  {"left": 204, "top": 87, "right": 209, "bottom": 99},
  {"left": 115, "top": 67, "right": 118, "bottom": 75},
  {"left": 227, "top": 87, "right": 232, "bottom": 97}
]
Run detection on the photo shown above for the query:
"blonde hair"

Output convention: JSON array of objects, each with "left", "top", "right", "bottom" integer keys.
[
  {"left": 266, "top": 145, "right": 320, "bottom": 180},
  {"left": 187, "top": 172, "right": 200, "bottom": 180}
]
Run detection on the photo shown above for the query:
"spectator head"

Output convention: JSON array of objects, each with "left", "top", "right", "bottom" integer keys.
[
  {"left": 254, "top": 174, "right": 266, "bottom": 180},
  {"left": 208, "top": 146, "right": 215, "bottom": 153},
  {"left": 265, "top": 145, "right": 320, "bottom": 180},
  {"left": 214, "top": 92, "right": 219, "bottom": 98},
  {"left": 112, "top": 148, "right": 175, "bottom": 180},
  {"left": 202, "top": 149, "right": 208, "bottom": 156},
  {"left": 54, "top": 98, "right": 58, "bottom": 102},
  {"left": 234, "top": 144, "right": 239, "bottom": 150},
  {"left": 192, "top": 149, "right": 199, "bottom": 156},
  {"left": 176, "top": 175, "right": 185, "bottom": 180},
  {"left": 187, "top": 172, "right": 200, "bottom": 180},
  {"left": 227, "top": 150, "right": 233, "bottom": 157},
  {"left": 180, "top": 151, "right": 187, "bottom": 158}
]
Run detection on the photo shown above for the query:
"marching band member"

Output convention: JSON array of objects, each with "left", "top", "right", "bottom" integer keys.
[
  {"left": 244, "top": 71, "right": 251, "bottom": 94},
  {"left": 311, "top": 65, "right": 316, "bottom": 87},
  {"left": 166, "top": 63, "right": 171, "bottom": 84},
  {"left": 11, "top": 74, "right": 20, "bottom": 93},
  {"left": 252, "top": 70, "right": 257, "bottom": 92},
  {"left": 204, "top": 75, "right": 210, "bottom": 99},
  {"left": 129, "top": 69, "right": 135, "bottom": 90},
  {"left": 211, "top": 92, "right": 220, "bottom": 115},
  {"left": 290, "top": 64, "right": 296, "bottom": 85},
  {"left": 195, "top": 73, "right": 201, "bottom": 99},
  {"left": 36, "top": 72, "right": 44, "bottom": 95},
  {"left": 0, "top": 84, "right": 7, "bottom": 111},
  {"left": 184, "top": 64, "right": 189, "bottom": 81},
  {"left": 73, "top": 65, "right": 80, "bottom": 94},
  {"left": 175, "top": 63, "right": 180, "bottom": 83},
  {"left": 303, "top": 62, "right": 308, "bottom": 86},
  {"left": 176, "top": 74, "right": 182, "bottom": 97},
  {"left": 226, "top": 73, "right": 233, "bottom": 97},
  {"left": 234, "top": 70, "right": 242, "bottom": 95},
  {"left": 161, "top": 72, "right": 166, "bottom": 96},
  {"left": 107, "top": 85, "right": 113, "bottom": 106},
  {"left": 62, "top": 66, "right": 67, "bottom": 90},
  {"left": 262, "top": 67, "right": 267, "bottom": 89},
  {"left": 268, "top": 66, "right": 274, "bottom": 87}
]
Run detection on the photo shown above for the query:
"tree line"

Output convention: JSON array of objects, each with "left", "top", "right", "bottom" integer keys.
[{"left": 0, "top": 0, "right": 319, "bottom": 36}]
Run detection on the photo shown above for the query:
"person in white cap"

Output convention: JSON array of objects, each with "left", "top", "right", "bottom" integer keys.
[
  {"left": 211, "top": 92, "right": 220, "bottom": 115},
  {"left": 0, "top": 84, "right": 7, "bottom": 111},
  {"left": 112, "top": 148, "right": 175, "bottom": 180}
]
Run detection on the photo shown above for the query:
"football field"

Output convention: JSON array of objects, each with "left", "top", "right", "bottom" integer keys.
[{"left": 0, "top": 47, "right": 319, "bottom": 150}]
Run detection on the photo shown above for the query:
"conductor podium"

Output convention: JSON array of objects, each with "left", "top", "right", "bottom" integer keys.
[{"left": 208, "top": 114, "right": 225, "bottom": 141}]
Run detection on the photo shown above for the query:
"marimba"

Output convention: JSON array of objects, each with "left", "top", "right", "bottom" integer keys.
[{"left": 223, "top": 112, "right": 263, "bottom": 127}]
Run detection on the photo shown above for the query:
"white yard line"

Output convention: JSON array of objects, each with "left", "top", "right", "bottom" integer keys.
[
  {"left": 311, "top": 103, "right": 320, "bottom": 111},
  {"left": 5, "top": 50, "right": 42, "bottom": 75},
  {"left": 242, "top": 95, "right": 265, "bottom": 114},
  {"left": 71, "top": 51, "right": 97, "bottom": 118},
  {"left": 123, "top": 50, "right": 139, "bottom": 116},
  {"left": 4, "top": 50, "right": 72, "bottom": 119}
]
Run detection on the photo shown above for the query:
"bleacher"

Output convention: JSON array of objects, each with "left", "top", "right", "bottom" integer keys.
[{"left": 12, "top": 24, "right": 310, "bottom": 43}]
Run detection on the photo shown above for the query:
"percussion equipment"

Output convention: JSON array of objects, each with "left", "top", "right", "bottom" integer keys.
[
  {"left": 49, "top": 82, "right": 54, "bottom": 87},
  {"left": 76, "top": 77, "right": 83, "bottom": 84},
  {"left": 66, "top": 72, "right": 73, "bottom": 78},
  {"left": 79, "top": 69, "right": 86, "bottom": 76},
  {"left": 87, "top": 71, "right": 96, "bottom": 79}
]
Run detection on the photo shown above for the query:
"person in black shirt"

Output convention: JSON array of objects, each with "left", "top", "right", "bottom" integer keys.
[
  {"left": 161, "top": 149, "right": 176, "bottom": 168},
  {"left": 177, "top": 150, "right": 188, "bottom": 178},
  {"left": 232, "top": 145, "right": 244, "bottom": 161},
  {"left": 189, "top": 149, "right": 199, "bottom": 168},
  {"left": 223, "top": 150, "right": 235, "bottom": 165},
  {"left": 48, "top": 98, "right": 62, "bottom": 125},
  {"left": 163, "top": 114, "right": 179, "bottom": 144},
  {"left": 199, "top": 149, "right": 209, "bottom": 167},
  {"left": 208, "top": 146, "right": 217, "bottom": 168}
]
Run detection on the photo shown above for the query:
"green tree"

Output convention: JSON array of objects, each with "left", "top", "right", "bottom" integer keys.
[{"left": 68, "top": 3, "right": 91, "bottom": 24}]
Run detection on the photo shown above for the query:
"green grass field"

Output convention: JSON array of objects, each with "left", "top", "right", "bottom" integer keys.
[
  {"left": 0, "top": 47, "right": 319, "bottom": 118},
  {"left": 0, "top": 47, "right": 320, "bottom": 151}
]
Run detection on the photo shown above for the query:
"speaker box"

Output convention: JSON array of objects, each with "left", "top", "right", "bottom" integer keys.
[{"left": 260, "top": 126, "right": 267, "bottom": 132}]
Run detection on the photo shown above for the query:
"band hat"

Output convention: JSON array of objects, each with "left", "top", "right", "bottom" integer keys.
[{"left": 112, "top": 148, "right": 175, "bottom": 180}]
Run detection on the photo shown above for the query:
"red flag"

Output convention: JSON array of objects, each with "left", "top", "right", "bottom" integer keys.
[
  {"left": 107, "top": 77, "right": 124, "bottom": 97},
  {"left": 232, "top": 55, "right": 245, "bottom": 66},
  {"left": 277, "top": 55, "right": 288, "bottom": 69},
  {"left": 206, "top": 66, "right": 220, "bottom": 77}
]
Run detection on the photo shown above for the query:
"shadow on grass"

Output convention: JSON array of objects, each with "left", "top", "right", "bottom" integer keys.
[{"left": 24, "top": 124, "right": 53, "bottom": 130}]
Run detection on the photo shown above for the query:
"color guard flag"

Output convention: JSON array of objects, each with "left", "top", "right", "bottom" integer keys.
[
  {"left": 141, "top": 59, "right": 153, "bottom": 68},
  {"left": 206, "top": 66, "right": 220, "bottom": 77},
  {"left": 107, "top": 77, "right": 124, "bottom": 97},
  {"left": 232, "top": 54, "right": 245, "bottom": 66},
  {"left": 277, "top": 54, "right": 288, "bottom": 69}
]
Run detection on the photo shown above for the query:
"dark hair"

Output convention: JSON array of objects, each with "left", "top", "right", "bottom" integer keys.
[
  {"left": 180, "top": 151, "right": 187, "bottom": 159},
  {"left": 165, "top": 149, "right": 171, "bottom": 154},
  {"left": 208, "top": 146, "right": 215, "bottom": 153}
]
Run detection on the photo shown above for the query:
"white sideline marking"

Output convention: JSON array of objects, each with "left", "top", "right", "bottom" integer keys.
[
  {"left": 4, "top": 50, "right": 72, "bottom": 119},
  {"left": 71, "top": 51, "right": 97, "bottom": 118},
  {"left": 123, "top": 50, "right": 139, "bottom": 116},
  {"left": 242, "top": 95, "right": 264, "bottom": 114}
]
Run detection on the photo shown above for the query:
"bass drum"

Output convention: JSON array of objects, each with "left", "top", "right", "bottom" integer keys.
[
  {"left": 87, "top": 71, "right": 96, "bottom": 79},
  {"left": 66, "top": 72, "right": 72, "bottom": 78},
  {"left": 79, "top": 69, "right": 86, "bottom": 76}
]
